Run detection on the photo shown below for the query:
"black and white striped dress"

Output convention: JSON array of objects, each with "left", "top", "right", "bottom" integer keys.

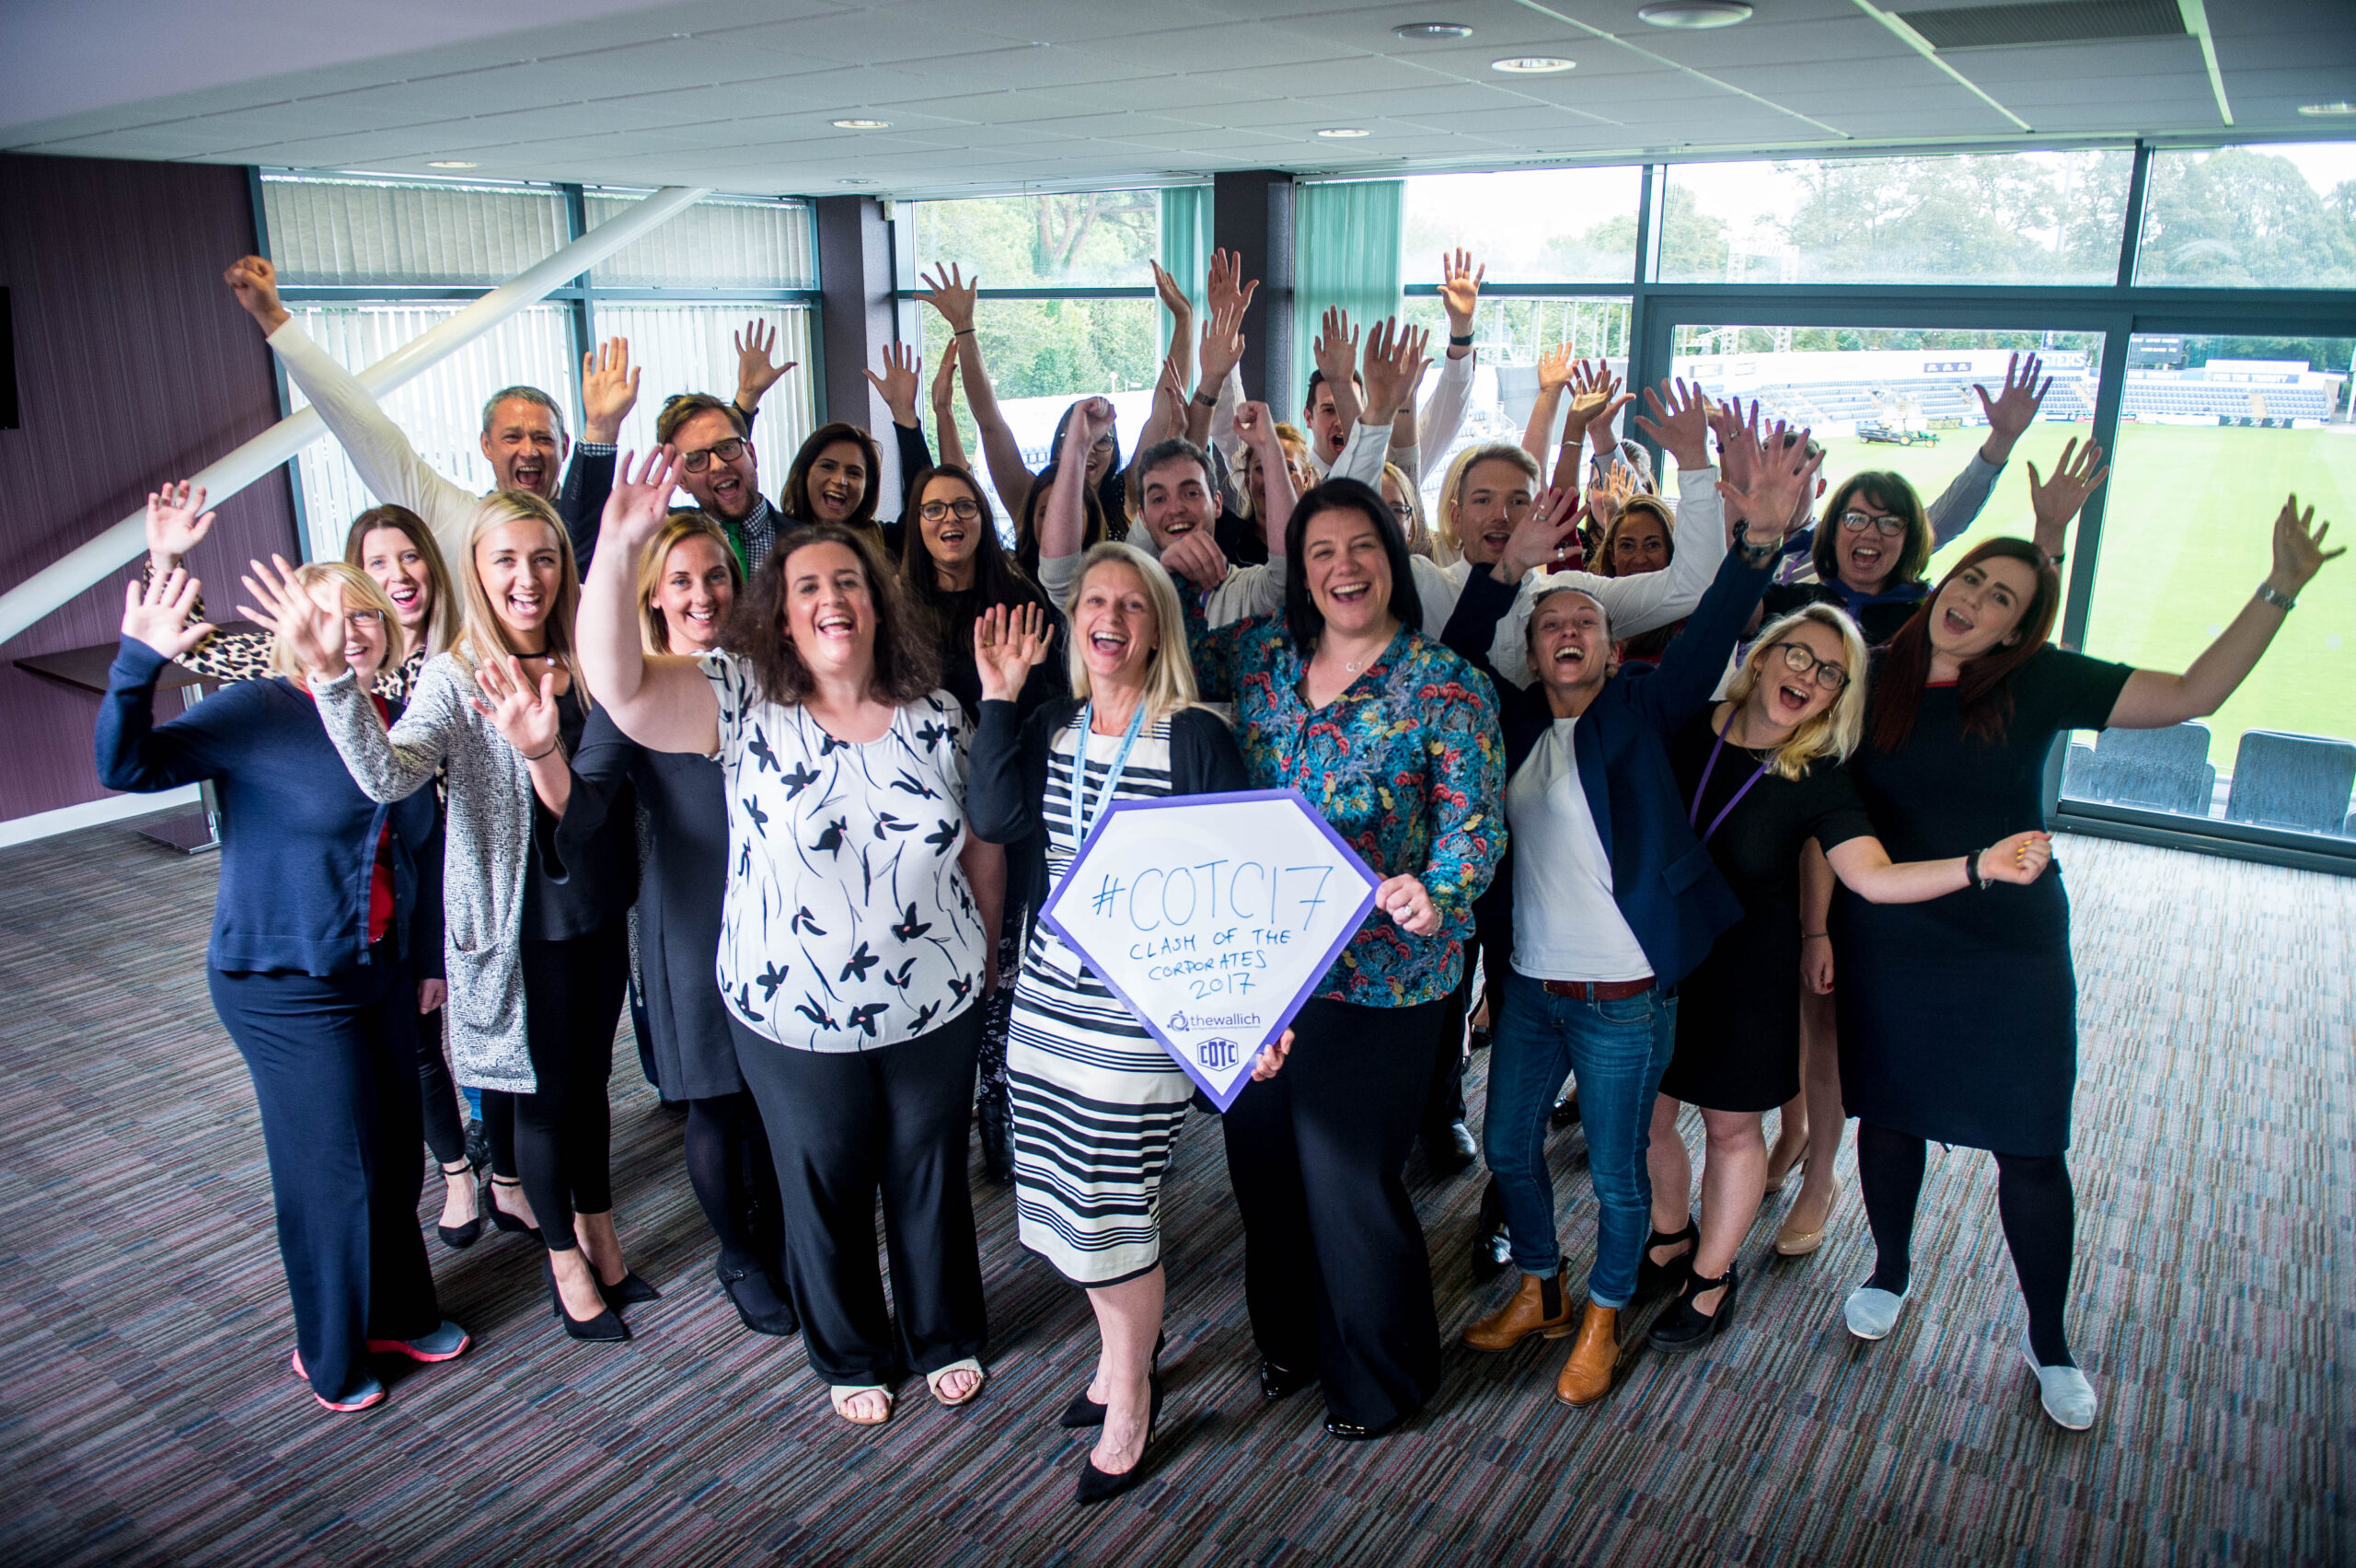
[{"left": 1008, "top": 715, "right": 1196, "bottom": 1286}]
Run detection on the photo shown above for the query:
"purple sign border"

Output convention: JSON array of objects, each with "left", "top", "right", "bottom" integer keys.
[{"left": 1036, "top": 786, "right": 1380, "bottom": 1112}]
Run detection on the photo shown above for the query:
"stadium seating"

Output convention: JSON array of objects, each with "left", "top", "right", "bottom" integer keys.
[{"left": 2223, "top": 730, "right": 2356, "bottom": 836}]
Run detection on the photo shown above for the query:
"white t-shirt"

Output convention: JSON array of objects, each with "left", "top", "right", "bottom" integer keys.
[
  {"left": 1505, "top": 719, "right": 1652, "bottom": 984},
  {"left": 704, "top": 652, "right": 986, "bottom": 1051}
]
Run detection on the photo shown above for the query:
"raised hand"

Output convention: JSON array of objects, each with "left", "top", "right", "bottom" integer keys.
[
  {"left": 1565, "top": 361, "right": 1632, "bottom": 440},
  {"left": 222, "top": 255, "right": 290, "bottom": 334},
  {"left": 1249, "top": 1026, "right": 1295, "bottom": 1083},
  {"left": 1438, "top": 248, "right": 1485, "bottom": 338},
  {"left": 600, "top": 446, "right": 683, "bottom": 558},
  {"left": 862, "top": 341, "right": 922, "bottom": 427},
  {"left": 1359, "top": 317, "right": 1430, "bottom": 426},
  {"left": 1067, "top": 395, "right": 1115, "bottom": 451},
  {"left": 1160, "top": 528, "right": 1230, "bottom": 592},
  {"left": 1374, "top": 872, "right": 1438, "bottom": 937},
  {"left": 1206, "top": 248, "right": 1259, "bottom": 318},
  {"left": 972, "top": 602, "right": 1050, "bottom": 703},
  {"left": 121, "top": 567, "right": 214, "bottom": 659},
  {"left": 1977, "top": 831, "right": 2053, "bottom": 886},
  {"left": 1708, "top": 398, "right": 1756, "bottom": 493},
  {"left": 733, "top": 319, "right": 794, "bottom": 410},
  {"left": 1499, "top": 484, "right": 1585, "bottom": 579},
  {"left": 918, "top": 263, "right": 978, "bottom": 332},
  {"left": 2269, "top": 493, "right": 2345, "bottom": 595},
  {"left": 1632, "top": 377, "right": 1713, "bottom": 472},
  {"left": 1150, "top": 259, "right": 1193, "bottom": 323},
  {"left": 2025, "top": 436, "right": 2109, "bottom": 557},
  {"left": 237, "top": 555, "right": 344, "bottom": 679},
  {"left": 1232, "top": 399, "right": 1278, "bottom": 452},
  {"left": 930, "top": 335, "right": 961, "bottom": 417},
  {"left": 1537, "top": 341, "right": 1576, "bottom": 394},
  {"left": 1198, "top": 292, "right": 1249, "bottom": 391},
  {"left": 1716, "top": 421, "right": 1823, "bottom": 542},
  {"left": 144, "top": 480, "right": 216, "bottom": 573},
  {"left": 582, "top": 337, "right": 641, "bottom": 443},
  {"left": 1973, "top": 351, "right": 2050, "bottom": 463},
  {"left": 1311, "top": 307, "right": 1360, "bottom": 395},
  {"left": 470, "top": 654, "right": 560, "bottom": 760}
]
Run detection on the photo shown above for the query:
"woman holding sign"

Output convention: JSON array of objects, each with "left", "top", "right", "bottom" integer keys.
[
  {"left": 968, "top": 517, "right": 1288, "bottom": 1505},
  {"left": 1193, "top": 455, "right": 1507, "bottom": 1444},
  {"left": 572, "top": 451, "right": 999, "bottom": 1428}
]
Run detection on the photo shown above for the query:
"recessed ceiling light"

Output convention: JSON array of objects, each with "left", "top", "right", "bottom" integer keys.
[
  {"left": 1490, "top": 56, "right": 1575, "bottom": 74},
  {"left": 426, "top": 160, "right": 477, "bottom": 168},
  {"left": 832, "top": 118, "right": 890, "bottom": 130},
  {"left": 1392, "top": 21, "right": 1473, "bottom": 40},
  {"left": 1315, "top": 127, "right": 1373, "bottom": 138},
  {"left": 2298, "top": 101, "right": 2356, "bottom": 116},
  {"left": 1636, "top": 1, "right": 1753, "bottom": 28}
]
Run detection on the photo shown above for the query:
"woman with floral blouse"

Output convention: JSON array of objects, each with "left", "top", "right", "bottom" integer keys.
[{"left": 1195, "top": 476, "right": 1505, "bottom": 1443}]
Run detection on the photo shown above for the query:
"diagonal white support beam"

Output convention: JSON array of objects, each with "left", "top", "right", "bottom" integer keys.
[{"left": 0, "top": 183, "right": 714, "bottom": 648}]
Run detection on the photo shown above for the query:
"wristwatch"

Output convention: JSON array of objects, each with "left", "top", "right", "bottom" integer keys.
[
  {"left": 2257, "top": 582, "right": 2298, "bottom": 611},
  {"left": 1192, "top": 388, "right": 1218, "bottom": 408},
  {"left": 1449, "top": 331, "right": 1474, "bottom": 347},
  {"left": 1731, "top": 522, "right": 1777, "bottom": 567}
]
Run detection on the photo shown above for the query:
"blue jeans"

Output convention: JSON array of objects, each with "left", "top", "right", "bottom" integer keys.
[{"left": 1483, "top": 969, "right": 1679, "bottom": 1309}]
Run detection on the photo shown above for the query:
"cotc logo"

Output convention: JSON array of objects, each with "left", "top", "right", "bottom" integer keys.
[{"left": 1198, "top": 1038, "right": 1240, "bottom": 1070}]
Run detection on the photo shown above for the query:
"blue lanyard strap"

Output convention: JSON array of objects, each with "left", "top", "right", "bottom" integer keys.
[
  {"left": 1071, "top": 700, "right": 1148, "bottom": 844},
  {"left": 1688, "top": 721, "right": 1772, "bottom": 847}
]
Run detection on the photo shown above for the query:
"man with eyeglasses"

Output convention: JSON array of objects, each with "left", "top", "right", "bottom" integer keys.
[
  {"left": 656, "top": 393, "right": 780, "bottom": 577},
  {"left": 223, "top": 255, "right": 635, "bottom": 568}
]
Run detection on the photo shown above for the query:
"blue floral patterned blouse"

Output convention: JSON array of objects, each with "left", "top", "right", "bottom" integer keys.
[{"left": 1195, "top": 615, "right": 1506, "bottom": 1008}]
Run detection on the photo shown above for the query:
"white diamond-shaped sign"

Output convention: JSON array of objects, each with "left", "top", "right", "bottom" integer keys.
[{"left": 1037, "top": 788, "right": 1381, "bottom": 1111}]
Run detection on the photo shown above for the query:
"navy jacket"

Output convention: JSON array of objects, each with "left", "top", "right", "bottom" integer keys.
[
  {"left": 1442, "top": 548, "right": 1775, "bottom": 990},
  {"left": 95, "top": 638, "right": 441, "bottom": 979}
]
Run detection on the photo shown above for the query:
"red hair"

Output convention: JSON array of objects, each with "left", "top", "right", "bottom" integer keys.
[{"left": 1870, "top": 536, "right": 2061, "bottom": 753}]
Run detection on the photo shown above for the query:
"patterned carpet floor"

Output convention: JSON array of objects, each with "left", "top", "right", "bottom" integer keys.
[{"left": 0, "top": 813, "right": 2346, "bottom": 1567}]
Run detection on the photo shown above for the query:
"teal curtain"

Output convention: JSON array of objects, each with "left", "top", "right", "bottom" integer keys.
[
  {"left": 1158, "top": 186, "right": 1213, "bottom": 348},
  {"left": 1292, "top": 179, "right": 1403, "bottom": 412}
]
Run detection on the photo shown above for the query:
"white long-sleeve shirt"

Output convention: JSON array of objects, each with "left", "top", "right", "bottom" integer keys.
[{"left": 1387, "top": 348, "right": 1476, "bottom": 481}]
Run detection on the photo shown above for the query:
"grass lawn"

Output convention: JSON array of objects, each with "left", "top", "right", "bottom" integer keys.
[{"left": 1807, "top": 421, "right": 2356, "bottom": 773}]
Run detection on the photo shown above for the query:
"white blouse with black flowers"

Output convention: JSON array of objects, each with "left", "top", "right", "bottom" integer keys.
[{"left": 704, "top": 651, "right": 986, "bottom": 1053}]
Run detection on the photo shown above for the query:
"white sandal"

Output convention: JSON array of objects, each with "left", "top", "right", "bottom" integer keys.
[
  {"left": 828, "top": 1384, "right": 894, "bottom": 1425},
  {"left": 925, "top": 1358, "right": 986, "bottom": 1408}
]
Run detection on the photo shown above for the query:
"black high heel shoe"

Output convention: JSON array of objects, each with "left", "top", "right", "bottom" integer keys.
[
  {"left": 435, "top": 1160, "right": 483, "bottom": 1251},
  {"left": 1258, "top": 1359, "right": 1316, "bottom": 1401},
  {"left": 485, "top": 1177, "right": 539, "bottom": 1239},
  {"left": 1059, "top": 1332, "right": 1166, "bottom": 1428},
  {"left": 544, "top": 1255, "right": 629, "bottom": 1343},
  {"left": 1075, "top": 1381, "right": 1161, "bottom": 1505},
  {"left": 596, "top": 1270, "right": 662, "bottom": 1310},
  {"left": 1647, "top": 1262, "right": 1739, "bottom": 1355},
  {"left": 1634, "top": 1216, "right": 1699, "bottom": 1301},
  {"left": 717, "top": 1260, "right": 798, "bottom": 1337}
]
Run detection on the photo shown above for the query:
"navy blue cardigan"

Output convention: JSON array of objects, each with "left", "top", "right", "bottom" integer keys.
[
  {"left": 95, "top": 638, "right": 441, "bottom": 979},
  {"left": 1441, "top": 549, "right": 1776, "bottom": 990}
]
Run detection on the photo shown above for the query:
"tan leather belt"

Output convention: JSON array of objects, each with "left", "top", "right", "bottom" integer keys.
[{"left": 1540, "top": 976, "right": 1656, "bottom": 1001}]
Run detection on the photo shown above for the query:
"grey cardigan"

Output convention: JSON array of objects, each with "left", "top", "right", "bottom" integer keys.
[{"left": 313, "top": 652, "right": 538, "bottom": 1093}]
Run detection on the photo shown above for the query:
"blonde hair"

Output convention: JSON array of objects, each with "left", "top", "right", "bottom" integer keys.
[
  {"left": 1726, "top": 605, "right": 1871, "bottom": 780},
  {"left": 1440, "top": 443, "right": 1542, "bottom": 561},
  {"left": 456, "top": 490, "right": 590, "bottom": 706},
  {"left": 1064, "top": 542, "right": 1199, "bottom": 721},
  {"left": 267, "top": 563, "right": 398, "bottom": 682},
  {"left": 1380, "top": 462, "right": 1435, "bottom": 559},
  {"left": 637, "top": 512, "right": 743, "bottom": 655},
  {"left": 1235, "top": 422, "right": 1315, "bottom": 523}
]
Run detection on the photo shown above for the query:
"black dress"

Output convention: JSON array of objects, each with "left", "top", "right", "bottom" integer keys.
[
  {"left": 558, "top": 706, "right": 740, "bottom": 1101},
  {"left": 1833, "top": 650, "right": 2133, "bottom": 1155},
  {"left": 1657, "top": 708, "right": 1874, "bottom": 1113}
]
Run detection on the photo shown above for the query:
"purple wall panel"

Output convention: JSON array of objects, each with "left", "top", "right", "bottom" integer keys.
[{"left": 0, "top": 153, "right": 299, "bottom": 823}]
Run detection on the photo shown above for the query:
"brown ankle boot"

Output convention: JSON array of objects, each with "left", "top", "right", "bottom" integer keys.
[
  {"left": 1463, "top": 1273, "right": 1576, "bottom": 1351},
  {"left": 1553, "top": 1303, "right": 1620, "bottom": 1406}
]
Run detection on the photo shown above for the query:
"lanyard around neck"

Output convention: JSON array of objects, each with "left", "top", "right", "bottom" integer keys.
[
  {"left": 1071, "top": 700, "right": 1147, "bottom": 845},
  {"left": 1688, "top": 719, "right": 1772, "bottom": 847}
]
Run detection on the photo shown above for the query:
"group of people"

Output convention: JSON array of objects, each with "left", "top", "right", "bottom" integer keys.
[{"left": 93, "top": 243, "right": 2339, "bottom": 1503}]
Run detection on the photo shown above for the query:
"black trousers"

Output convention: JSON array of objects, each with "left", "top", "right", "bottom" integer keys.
[
  {"left": 416, "top": 1009, "right": 465, "bottom": 1168},
  {"left": 731, "top": 1006, "right": 987, "bottom": 1386},
  {"left": 1221, "top": 995, "right": 1447, "bottom": 1429},
  {"left": 483, "top": 924, "right": 629, "bottom": 1251},
  {"left": 208, "top": 947, "right": 441, "bottom": 1402}
]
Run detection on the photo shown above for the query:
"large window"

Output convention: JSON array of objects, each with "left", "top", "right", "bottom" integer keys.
[
  {"left": 1402, "top": 167, "right": 1643, "bottom": 285},
  {"left": 2062, "top": 333, "right": 2356, "bottom": 842},
  {"left": 262, "top": 173, "right": 818, "bottom": 561},
  {"left": 2134, "top": 144, "right": 2356, "bottom": 290},
  {"left": 1657, "top": 150, "right": 2133, "bottom": 286}
]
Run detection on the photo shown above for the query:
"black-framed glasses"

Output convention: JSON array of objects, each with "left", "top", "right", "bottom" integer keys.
[
  {"left": 918, "top": 498, "right": 982, "bottom": 522},
  {"left": 1770, "top": 640, "right": 1849, "bottom": 691},
  {"left": 1838, "top": 509, "right": 1907, "bottom": 537},
  {"left": 680, "top": 437, "right": 746, "bottom": 473},
  {"left": 1387, "top": 500, "right": 1415, "bottom": 525}
]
